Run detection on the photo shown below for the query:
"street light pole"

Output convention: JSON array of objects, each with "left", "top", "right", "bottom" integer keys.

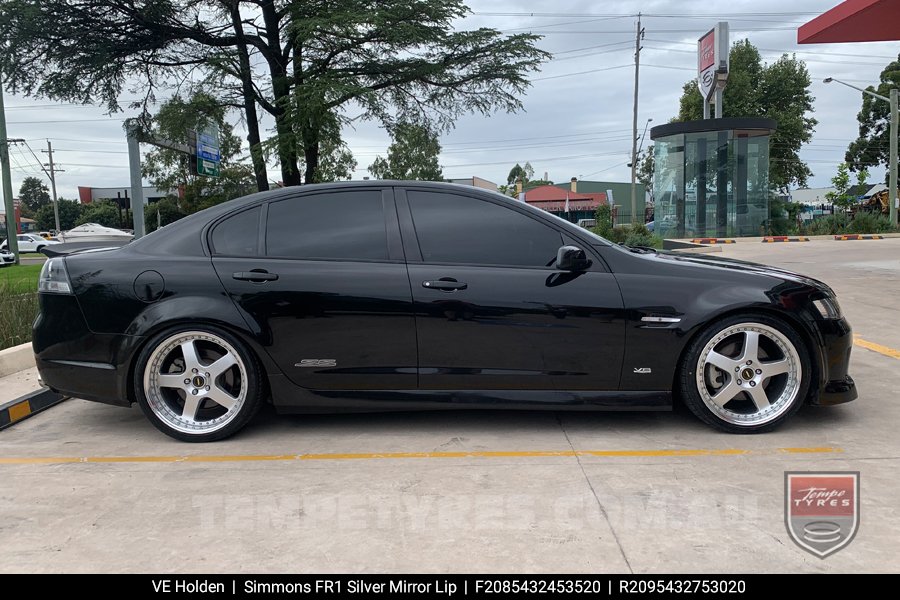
[{"left": 824, "top": 77, "right": 898, "bottom": 226}]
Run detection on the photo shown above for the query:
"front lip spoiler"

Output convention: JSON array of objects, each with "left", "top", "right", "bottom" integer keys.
[{"left": 813, "top": 375, "right": 857, "bottom": 406}]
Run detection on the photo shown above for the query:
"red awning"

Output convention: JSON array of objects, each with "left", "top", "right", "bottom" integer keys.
[{"left": 798, "top": 0, "right": 900, "bottom": 44}]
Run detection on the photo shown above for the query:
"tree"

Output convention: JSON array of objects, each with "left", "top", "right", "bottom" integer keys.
[
  {"left": 826, "top": 163, "right": 855, "bottom": 211},
  {"left": 76, "top": 200, "right": 122, "bottom": 228},
  {"left": 292, "top": 112, "right": 356, "bottom": 183},
  {"left": 637, "top": 145, "right": 654, "bottom": 200},
  {"left": 34, "top": 198, "right": 81, "bottom": 231},
  {"left": 144, "top": 198, "right": 187, "bottom": 234},
  {"left": 369, "top": 123, "right": 443, "bottom": 181},
  {"left": 0, "top": 1, "right": 549, "bottom": 188},
  {"left": 675, "top": 40, "right": 817, "bottom": 192},
  {"left": 18, "top": 176, "right": 51, "bottom": 215},
  {"left": 140, "top": 92, "right": 255, "bottom": 214},
  {"left": 845, "top": 54, "right": 900, "bottom": 183}
]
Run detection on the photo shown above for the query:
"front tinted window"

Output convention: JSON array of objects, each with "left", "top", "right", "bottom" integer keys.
[
  {"left": 266, "top": 191, "right": 388, "bottom": 260},
  {"left": 408, "top": 191, "right": 562, "bottom": 267},
  {"left": 211, "top": 206, "right": 260, "bottom": 256}
]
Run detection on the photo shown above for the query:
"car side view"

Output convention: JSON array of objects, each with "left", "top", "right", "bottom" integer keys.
[{"left": 32, "top": 181, "right": 856, "bottom": 442}]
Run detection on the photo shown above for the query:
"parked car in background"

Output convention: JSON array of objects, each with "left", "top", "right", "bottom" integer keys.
[
  {"left": 0, "top": 233, "right": 61, "bottom": 253},
  {"left": 33, "top": 181, "right": 856, "bottom": 442},
  {"left": 0, "top": 247, "right": 14, "bottom": 267},
  {"left": 577, "top": 218, "right": 596, "bottom": 228}
]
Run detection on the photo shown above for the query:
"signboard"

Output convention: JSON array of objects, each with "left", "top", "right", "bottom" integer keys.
[
  {"left": 195, "top": 125, "right": 221, "bottom": 177},
  {"left": 697, "top": 29, "right": 717, "bottom": 100}
]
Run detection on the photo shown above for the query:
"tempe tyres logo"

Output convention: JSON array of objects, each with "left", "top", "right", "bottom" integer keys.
[{"left": 785, "top": 472, "right": 859, "bottom": 558}]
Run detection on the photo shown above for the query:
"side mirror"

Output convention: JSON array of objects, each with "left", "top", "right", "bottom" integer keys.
[{"left": 555, "top": 245, "right": 592, "bottom": 271}]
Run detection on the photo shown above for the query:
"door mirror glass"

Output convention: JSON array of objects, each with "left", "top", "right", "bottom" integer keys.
[{"left": 556, "top": 245, "right": 591, "bottom": 271}]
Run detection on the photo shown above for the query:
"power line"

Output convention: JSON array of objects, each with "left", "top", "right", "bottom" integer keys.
[
  {"left": 8, "top": 118, "right": 126, "bottom": 124},
  {"left": 532, "top": 64, "right": 632, "bottom": 81}
]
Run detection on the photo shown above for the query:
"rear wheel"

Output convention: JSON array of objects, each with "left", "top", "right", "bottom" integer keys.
[
  {"left": 134, "top": 326, "right": 264, "bottom": 442},
  {"left": 679, "top": 315, "right": 810, "bottom": 433}
]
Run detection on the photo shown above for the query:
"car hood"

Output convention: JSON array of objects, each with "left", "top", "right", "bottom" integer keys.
[{"left": 652, "top": 250, "right": 835, "bottom": 295}]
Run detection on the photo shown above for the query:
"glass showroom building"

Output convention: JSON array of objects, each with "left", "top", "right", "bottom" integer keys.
[{"left": 650, "top": 118, "right": 776, "bottom": 239}]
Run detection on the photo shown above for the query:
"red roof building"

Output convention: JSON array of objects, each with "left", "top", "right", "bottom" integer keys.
[{"left": 523, "top": 184, "right": 607, "bottom": 213}]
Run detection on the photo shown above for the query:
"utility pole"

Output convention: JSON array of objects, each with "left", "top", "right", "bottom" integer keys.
[
  {"left": 43, "top": 140, "right": 61, "bottom": 232},
  {"left": 890, "top": 87, "right": 898, "bottom": 227},
  {"left": 0, "top": 76, "right": 19, "bottom": 263},
  {"left": 126, "top": 122, "right": 146, "bottom": 239},
  {"left": 630, "top": 12, "right": 644, "bottom": 225}
]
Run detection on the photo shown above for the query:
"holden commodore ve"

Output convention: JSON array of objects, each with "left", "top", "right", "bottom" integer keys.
[{"left": 33, "top": 181, "right": 856, "bottom": 441}]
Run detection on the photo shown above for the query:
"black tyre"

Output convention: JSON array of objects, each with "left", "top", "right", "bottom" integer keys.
[
  {"left": 134, "top": 324, "right": 265, "bottom": 442},
  {"left": 678, "top": 313, "right": 811, "bottom": 433}
]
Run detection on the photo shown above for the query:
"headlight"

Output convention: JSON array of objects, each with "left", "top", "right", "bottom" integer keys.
[
  {"left": 38, "top": 258, "right": 72, "bottom": 294},
  {"left": 812, "top": 297, "right": 842, "bottom": 320}
]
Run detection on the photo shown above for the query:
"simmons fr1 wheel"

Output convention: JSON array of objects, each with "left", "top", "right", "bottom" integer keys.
[
  {"left": 679, "top": 315, "right": 811, "bottom": 433},
  {"left": 135, "top": 326, "right": 264, "bottom": 442}
]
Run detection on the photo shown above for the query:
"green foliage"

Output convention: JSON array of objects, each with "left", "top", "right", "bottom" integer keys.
[
  {"left": 767, "top": 197, "right": 803, "bottom": 235},
  {"left": 848, "top": 212, "right": 896, "bottom": 234},
  {"left": 845, "top": 54, "right": 900, "bottom": 182},
  {"left": 0, "top": 265, "right": 41, "bottom": 350},
  {"left": 825, "top": 163, "right": 855, "bottom": 210},
  {"left": 593, "top": 204, "right": 614, "bottom": 239},
  {"left": 0, "top": 0, "right": 549, "bottom": 187},
  {"left": 637, "top": 145, "right": 654, "bottom": 197},
  {"left": 34, "top": 198, "right": 81, "bottom": 231},
  {"left": 144, "top": 198, "right": 187, "bottom": 234},
  {"left": 675, "top": 40, "right": 817, "bottom": 192},
  {"left": 591, "top": 220, "right": 661, "bottom": 248},
  {"left": 369, "top": 123, "right": 443, "bottom": 181},
  {"left": 806, "top": 214, "right": 850, "bottom": 235},
  {"left": 18, "top": 176, "right": 50, "bottom": 214},
  {"left": 76, "top": 200, "right": 122, "bottom": 228},
  {"left": 624, "top": 223, "right": 656, "bottom": 248}
]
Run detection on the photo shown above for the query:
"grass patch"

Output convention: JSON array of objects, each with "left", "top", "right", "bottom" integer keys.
[{"left": 0, "top": 264, "right": 41, "bottom": 350}]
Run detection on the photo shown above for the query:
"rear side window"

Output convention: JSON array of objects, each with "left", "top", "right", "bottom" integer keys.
[
  {"left": 407, "top": 191, "right": 562, "bottom": 267},
  {"left": 266, "top": 191, "right": 388, "bottom": 261},
  {"left": 211, "top": 207, "right": 260, "bottom": 256}
]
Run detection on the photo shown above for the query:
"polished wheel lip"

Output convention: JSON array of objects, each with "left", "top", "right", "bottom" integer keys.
[
  {"left": 696, "top": 322, "right": 802, "bottom": 427},
  {"left": 143, "top": 330, "right": 248, "bottom": 435}
]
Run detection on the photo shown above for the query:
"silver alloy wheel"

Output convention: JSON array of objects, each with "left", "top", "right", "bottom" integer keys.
[
  {"left": 143, "top": 331, "right": 248, "bottom": 434},
  {"left": 696, "top": 322, "right": 802, "bottom": 426}
]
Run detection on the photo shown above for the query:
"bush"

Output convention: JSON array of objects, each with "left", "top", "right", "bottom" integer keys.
[
  {"left": 593, "top": 204, "right": 614, "bottom": 239},
  {"left": 848, "top": 212, "right": 896, "bottom": 234},
  {"left": 0, "top": 272, "right": 39, "bottom": 351},
  {"left": 806, "top": 214, "right": 849, "bottom": 235},
  {"left": 624, "top": 223, "right": 656, "bottom": 248}
]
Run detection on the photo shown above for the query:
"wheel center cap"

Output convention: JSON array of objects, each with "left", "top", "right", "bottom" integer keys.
[
  {"left": 740, "top": 368, "right": 755, "bottom": 381},
  {"left": 192, "top": 375, "right": 206, "bottom": 388}
]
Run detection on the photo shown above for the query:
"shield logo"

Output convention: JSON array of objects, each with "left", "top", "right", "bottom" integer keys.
[{"left": 785, "top": 471, "right": 859, "bottom": 558}]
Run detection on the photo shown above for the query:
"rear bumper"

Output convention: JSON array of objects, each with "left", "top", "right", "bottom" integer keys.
[
  {"left": 32, "top": 293, "right": 139, "bottom": 407},
  {"left": 810, "top": 317, "right": 857, "bottom": 406}
]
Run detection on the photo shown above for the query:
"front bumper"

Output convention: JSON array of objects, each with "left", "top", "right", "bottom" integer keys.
[{"left": 809, "top": 316, "right": 857, "bottom": 406}]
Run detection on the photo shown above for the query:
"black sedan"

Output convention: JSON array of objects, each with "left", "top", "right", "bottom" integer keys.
[{"left": 33, "top": 181, "right": 856, "bottom": 442}]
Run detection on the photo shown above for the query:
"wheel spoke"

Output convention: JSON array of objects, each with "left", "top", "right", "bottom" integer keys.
[
  {"left": 207, "top": 386, "right": 238, "bottom": 410},
  {"left": 760, "top": 358, "right": 790, "bottom": 377},
  {"left": 741, "top": 331, "right": 760, "bottom": 362},
  {"left": 182, "top": 395, "right": 202, "bottom": 421},
  {"left": 158, "top": 373, "right": 186, "bottom": 389},
  {"left": 181, "top": 340, "right": 201, "bottom": 371},
  {"left": 748, "top": 385, "right": 771, "bottom": 411},
  {"left": 710, "top": 380, "right": 741, "bottom": 407},
  {"left": 207, "top": 353, "right": 238, "bottom": 378},
  {"left": 706, "top": 350, "right": 736, "bottom": 372}
]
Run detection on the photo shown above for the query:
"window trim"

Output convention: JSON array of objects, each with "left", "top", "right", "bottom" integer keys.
[
  {"left": 208, "top": 205, "right": 263, "bottom": 258},
  {"left": 399, "top": 187, "right": 568, "bottom": 270}
]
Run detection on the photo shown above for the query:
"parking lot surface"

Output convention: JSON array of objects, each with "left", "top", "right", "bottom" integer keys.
[{"left": 1, "top": 239, "right": 898, "bottom": 573}]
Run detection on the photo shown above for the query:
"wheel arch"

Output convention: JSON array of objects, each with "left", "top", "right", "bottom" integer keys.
[{"left": 673, "top": 305, "right": 823, "bottom": 404}]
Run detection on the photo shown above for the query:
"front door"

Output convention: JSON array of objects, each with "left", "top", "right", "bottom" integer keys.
[
  {"left": 211, "top": 188, "right": 416, "bottom": 391},
  {"left": 398, "top": 188, "right": 625, "bottom": 391}
]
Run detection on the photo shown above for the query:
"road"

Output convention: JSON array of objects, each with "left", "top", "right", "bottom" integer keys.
[{"left": 0, "top": 239, "right": 898, "bottom": 573}]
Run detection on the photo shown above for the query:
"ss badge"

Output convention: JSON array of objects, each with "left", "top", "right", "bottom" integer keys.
[{"left": 295, "top": 359, "right": 337, "bottom": 367}]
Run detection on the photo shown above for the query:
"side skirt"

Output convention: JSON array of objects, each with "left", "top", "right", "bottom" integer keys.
[{"left": 267, "top": 375, "right": 672, "bottom": 414}]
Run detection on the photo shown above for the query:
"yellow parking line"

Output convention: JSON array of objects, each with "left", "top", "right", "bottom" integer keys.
[
  {"left": 854, "top": 337, "right": 900, "bottom": 360},
  {"left": 0, "top": 447, "right": 842, "bottom": 465}
]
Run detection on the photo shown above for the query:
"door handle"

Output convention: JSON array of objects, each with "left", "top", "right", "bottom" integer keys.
[
  {"left": 233, "top": 270, "right": 279, "bottom": 282},
  {"left": 422, "top": 279, "right": 467, "bottom": 291}
]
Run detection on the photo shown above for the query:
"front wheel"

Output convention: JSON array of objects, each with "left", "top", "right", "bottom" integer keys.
[
  {"left": 134, "top": 326, "right": 264, "bottom": 442},
  {"left": 679, "top": 315, "right": 811, "bottom": 433}
]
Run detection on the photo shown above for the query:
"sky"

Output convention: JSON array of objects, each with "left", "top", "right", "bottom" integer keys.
[{"left": 2, "top": 0, "right": 898, "bottom": 201}]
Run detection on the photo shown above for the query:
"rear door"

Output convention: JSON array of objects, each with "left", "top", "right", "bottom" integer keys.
[
  {"left": 398, "top": 187, "right": 625, "bottom": 392},
  {"left": 211, "top": 187, "right": 417, "bottom": 391}
]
